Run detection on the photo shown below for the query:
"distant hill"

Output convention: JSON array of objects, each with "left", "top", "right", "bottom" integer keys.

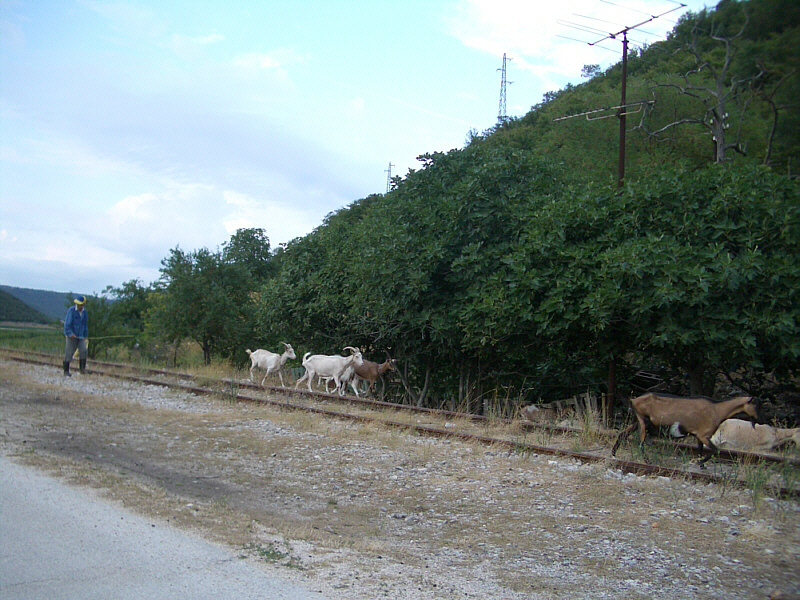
[
  {"left": 0, "top": 289, "right": 55, "bottom": 324},
  {"left": 0, "top": 286, "right": 74, "bottom": 321}
]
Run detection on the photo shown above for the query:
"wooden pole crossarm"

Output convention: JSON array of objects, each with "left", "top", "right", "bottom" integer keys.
[{"left": 552, "top": 100, "right": 654, "bottom": 122}]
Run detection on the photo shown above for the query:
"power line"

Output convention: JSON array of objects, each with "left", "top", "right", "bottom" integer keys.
[{"left": 555, "top": 2, "right": 687, "bottom": 189}]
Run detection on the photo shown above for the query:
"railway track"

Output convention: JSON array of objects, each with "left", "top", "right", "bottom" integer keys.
[{"left": 3, "top": 349, "right": 798, "bottom": 498}]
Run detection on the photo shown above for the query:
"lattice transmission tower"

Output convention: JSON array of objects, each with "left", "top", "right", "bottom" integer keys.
[
  {"left": 385, "top": 162, "right": 394, "bottom": 193},
  {"left": 497, "top": 53, "right": 511, "bottom": 123}
]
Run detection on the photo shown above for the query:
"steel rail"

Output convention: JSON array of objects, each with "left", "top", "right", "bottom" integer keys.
[
  {"left": 2, "top": 349, "right": 797, "bottom": 498},
  {"left": 9, "top": 349, "right": 795, "bottom": 465}
]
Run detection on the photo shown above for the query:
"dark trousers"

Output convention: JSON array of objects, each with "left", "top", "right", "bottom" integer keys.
[{"left": 64, "top": 337, "right": 88, "bottom": 363}]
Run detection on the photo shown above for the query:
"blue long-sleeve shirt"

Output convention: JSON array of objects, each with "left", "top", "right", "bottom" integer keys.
[{"left": 63, "top": 306, "right": 88, "bottom": 339}]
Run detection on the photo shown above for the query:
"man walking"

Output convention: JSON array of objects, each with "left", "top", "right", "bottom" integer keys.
[{"left": 63, "top": 295, "right": 88, "bottom": 376}]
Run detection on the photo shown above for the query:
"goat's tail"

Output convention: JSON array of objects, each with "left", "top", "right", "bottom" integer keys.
[{"left": 245, "top": 349, "right": 252, "bottom": 356}]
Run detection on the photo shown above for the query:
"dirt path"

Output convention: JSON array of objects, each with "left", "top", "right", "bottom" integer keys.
[{"left": 1, "top": 360, "right": 798, "bottom": 600}]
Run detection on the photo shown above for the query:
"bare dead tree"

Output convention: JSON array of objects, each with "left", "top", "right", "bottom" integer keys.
[{"left": 637, "top": 12, "right": 763, "bottom": 164}]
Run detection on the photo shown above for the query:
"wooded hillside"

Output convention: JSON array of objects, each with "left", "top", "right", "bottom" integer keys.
[
  {"left": 484, "top": 0, "right": 800, "bottom": 185},
  {"left": 0, "top": 286, "right": 68, "bottom": 323}
]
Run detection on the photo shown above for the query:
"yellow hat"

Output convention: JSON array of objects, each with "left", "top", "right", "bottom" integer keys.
[{"left": 74, "top": 295, "right": 86, "bottom": 305}]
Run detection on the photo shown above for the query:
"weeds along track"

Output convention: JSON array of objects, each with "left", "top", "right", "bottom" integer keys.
[{"left": 3, "top": 349, "right": 798, "bottom": 498}]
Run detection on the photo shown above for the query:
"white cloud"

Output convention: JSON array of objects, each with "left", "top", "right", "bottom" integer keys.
[
  {"left": 32, "top": 135, "right": 133, "bottom": 176},
  {"left": 170, "top": 31, "right": 225, "bottom": 60},
  {"left": 233, "top": 47, "right": 306, "bottom": 71},
  {"left": 220, "top": 188, "right": 333, "bottom": 246},
  {"left": 192, "top": 33, "right": 225, "bottom": 45},
  {"left": 93, "top": 185, "right": 227, "bottom": 255},
  {"left": 446, "top": 0, "right": 702, "bottom": 84}
]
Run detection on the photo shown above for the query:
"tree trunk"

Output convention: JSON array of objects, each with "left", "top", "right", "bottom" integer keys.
[
  {"left": 606, "top": 353, "right": 617, "bottom": 427},
  {"left": 416, "top": 367, "right": 431, "bottom": 408},
  {"left": 458, "top": 361, "right": 467, "bottom": 413},
  {"left": 395, "top": 362, "right": 419, "bottom": 406},
  {"left": 686, "top": 361, "right": 707, "bottom": 396}
]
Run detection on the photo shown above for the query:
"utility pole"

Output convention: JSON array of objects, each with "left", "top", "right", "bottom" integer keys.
[
  {"left": 585, "top": 5, "right": 685, "bottom": 189},
  {"left": 385, "top": 162, "right": 394, "bottom": 193},
  {"left": 555, "top": 4, "right": 686, "bottom": 189},
  {"left": 497, "top": 53, "right": 511, "bottom": 123},
  {"left": 617, "top": 31, "right": 628, "bottom": 190},
  {"left": 553, "top": 2, "right": 686, "bottom": 426}
]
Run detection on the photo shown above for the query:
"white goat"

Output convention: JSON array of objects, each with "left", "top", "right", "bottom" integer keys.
[
  {"left": 246, "top": 343, "right": 296, "bottom": 387},
  {"left": 295, "top": 347, "right": 363, "bottom": 396},
  {"left": 611, "top": 392, "right": 760, "bottom": 465},
  {"left": 710, "top": 419, "right": 800, "bottom": 453},
  {"left": 519, "top": 404, "right": 559, "bottom": 423},
  {"left": 317, "top": 372, "right": 352, "bottom": 395}
]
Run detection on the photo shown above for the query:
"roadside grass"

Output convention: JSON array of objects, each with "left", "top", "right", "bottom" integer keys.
[
  {"left": 0, "top": 324, "right": 62, "bottom": 354},
  {"left": 242, "top": 542, "right": 304, "bottom": 569}
]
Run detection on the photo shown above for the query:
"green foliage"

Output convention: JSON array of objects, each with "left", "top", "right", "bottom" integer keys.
[
  {"left": 222, "top": 228, "right": 275, "bottom": 281},
  {"left": 254, "top": 151, "right": 798, "bottom": 409},
  {"left": 493, "top": 163, "right": 800, "bottom": 396}
]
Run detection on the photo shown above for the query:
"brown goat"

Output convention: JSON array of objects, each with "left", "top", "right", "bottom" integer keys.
[
  {"left": 353, "top": 358, "right": 396, "bottom": 396},
  {"left": 611, "top": 392, "right": 760, "bottom": 465}
]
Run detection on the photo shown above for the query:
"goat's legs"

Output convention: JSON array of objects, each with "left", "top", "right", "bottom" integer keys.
[
  {"left": 611, "top": 422, "right": 638, "bottom": 456},
  {"left": 696, "top": 437, "right": 718, "bottom": 467},
  {"left": 295, "top": 369, "right": 314, "bottom": 392}
]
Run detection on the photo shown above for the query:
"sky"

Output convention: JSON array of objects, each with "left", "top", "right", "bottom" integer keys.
[{"left": 1, "top": 0, "right": 710, "bottom": 295}]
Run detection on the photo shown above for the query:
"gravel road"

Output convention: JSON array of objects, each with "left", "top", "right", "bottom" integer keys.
[{"left": 1, "top": 359, "right": 798, "bottom": 600}]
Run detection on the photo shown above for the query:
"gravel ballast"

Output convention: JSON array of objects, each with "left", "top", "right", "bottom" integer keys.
[{"left": 1, "top": 359, "right": 798, "bottom": 599}]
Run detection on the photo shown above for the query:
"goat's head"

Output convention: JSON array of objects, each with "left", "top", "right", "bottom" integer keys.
[
  {"left": 739, "top": 396, "right": 764, "bottom": 426},
  {"left": 342, "top": 346, "right": 364, "bottom": 367},
  {"left": 281, "top": 342, "right": 296, "bottom": 360}
]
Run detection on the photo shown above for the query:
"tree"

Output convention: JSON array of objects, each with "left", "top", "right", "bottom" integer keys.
[
  {"left": 222, "top": 228, "right": 275, "bottom": 282},
  {"left": 256, "top": 146, "right": 567, "bottom": 411},
  {"left": 581, "top": 64, "right": 601, "bottom": 78},
  {"left": 641, "top": 5, "right": 765, "bottom": 164},
  {"left": 151, "top": 246, "right": 254, "bottom": 365},
  {"left": 104, "top": 279, "right": 151, "bottom": 333}
]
